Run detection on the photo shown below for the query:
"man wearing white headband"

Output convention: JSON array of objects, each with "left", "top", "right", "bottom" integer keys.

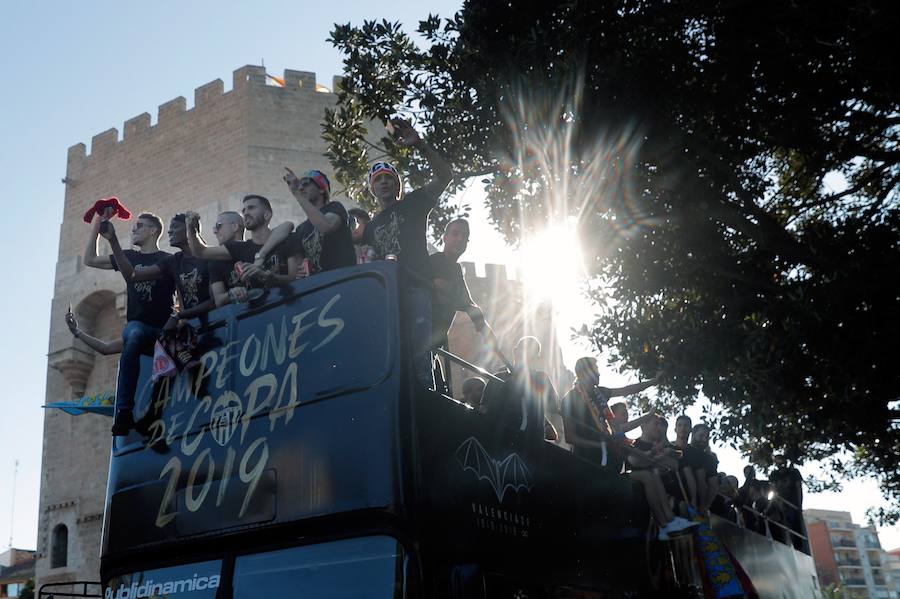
[{"left": 360, "top": 118, "right": 453, "bottom": 388}]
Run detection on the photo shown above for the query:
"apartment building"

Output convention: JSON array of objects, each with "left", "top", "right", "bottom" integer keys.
[{"left": 804, "top": 509, "right": 896, "bottom": 599}]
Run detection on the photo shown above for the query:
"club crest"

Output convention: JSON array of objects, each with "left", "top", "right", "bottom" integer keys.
[{"left": 455, "top": 437, "right": 534, "bottom": 503}]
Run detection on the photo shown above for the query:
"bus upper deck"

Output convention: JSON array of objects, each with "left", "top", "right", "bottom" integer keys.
[{"left": 88, "top": 261, "right": 817, "bottom": 599}]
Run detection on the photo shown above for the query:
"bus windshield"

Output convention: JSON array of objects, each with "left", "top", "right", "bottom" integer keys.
[
  {"left": 103, "top": 537, "right": 404, "bottom": 599},
  {"left": 232, "top": 536, "right": 404, "bottom": 598}
]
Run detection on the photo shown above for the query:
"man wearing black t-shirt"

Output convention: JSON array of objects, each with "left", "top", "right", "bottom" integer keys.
[
  {"left": 770, "top": 454, "right": 806, "bottom": 550},
  {"left": 628, "top": 415, "right": 699, "bottom": 540},
  {"left": 561, "top": 356, "right": 660, "bottom": 470},
  {"left": 207, "top": 211, "right": 245, "bottom": 306},
  {"left": 186, "top": 195, "right": 297, "bottom": 295},
  {"left": 429, "top": 219, "right": 486, "bottom": 349},
  {"left": 103, "top": 214, "right": 215, "bottom": 328},
  {"left": 84, "top": 211, "right": 174, "bottom": 435},
  {"left": 689, "top": 423, "right": 720, "bottom": 515},
  {"left": 255, "top": 168, "right": 355, "bottom": 276},
  {"left": 359, "top": 118, "right": 453, "bottom": 388}
]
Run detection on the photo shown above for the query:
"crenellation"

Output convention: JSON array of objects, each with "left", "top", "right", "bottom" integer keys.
[
  {"left": 460, "top": 261, "right": 477, "bottom": 279},
  {"left": 285, "top": 69, "right": 315, "bottom": 89},
  {"left": 90, "top": 128, "right": 119, "bottom": 156},
  {"left": 158, "top": 96, "right": 186, "bottom": 124},
  {"left": 332, "top": 75, "right": 344, "bottom": 93},
  {"left": 67, "top": 143, "right": 86, "bottom": 165},
  {"left": 484, "top": 263, "right": 509, "bottom": 282},
  {"left": 233, "top": 64, "right": 266, "bottom": 91},
  {"left": 194, "top": 78, "right": 224, "bottom": 107},
  {"left": 123, "top": 113, "right": 151, "bottom": 141}
]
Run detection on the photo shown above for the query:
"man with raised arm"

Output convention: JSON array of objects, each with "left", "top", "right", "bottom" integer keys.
[
  {"left": 101, "top": 214, "right": 215, "bottom": 329},
  {"left": 206, "top": 211, "right": 246, "bottom": 307},
  {"left": 357, "top": 118, "right": 453, "bottom": 388},
  {"left": 83, "top": 211, "right": 175, "bottom": 435},
  {"left": 253, "top": 169, "right": 355, "bottom": 276},
  {"left": 185, "top": 195, "right": 298, "bottom": 295},
  {"left": 65, "top": 309, "right": 122, "bottom": 356},
  {"left": 561, "top": 356, "right": 659, "bottom": 471}
]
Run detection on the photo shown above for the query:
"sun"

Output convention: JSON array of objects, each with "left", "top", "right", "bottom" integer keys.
[{"left": 518, "top": 223, "right": 586, "bottom": 311}]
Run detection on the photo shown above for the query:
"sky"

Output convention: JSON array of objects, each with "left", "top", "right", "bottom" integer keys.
[{"left": 0, "top": 0, "right": 896, "bottom": 556}]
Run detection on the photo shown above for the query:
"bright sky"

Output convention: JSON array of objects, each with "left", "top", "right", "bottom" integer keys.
[{"left": 0, "top": 0, "right": 895, "bottom": 556}]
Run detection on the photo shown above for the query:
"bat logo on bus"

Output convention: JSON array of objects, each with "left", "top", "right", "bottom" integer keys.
[{"left": 455, "top": 437, "right": 534, "bottom": 503}]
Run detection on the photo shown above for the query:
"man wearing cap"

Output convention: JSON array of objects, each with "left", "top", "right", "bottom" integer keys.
[
  {"left": 359, "top": 118, "right": 453, "bottom": 388},
  {"left": 255, "top": 168, "right": 355, "bottom": 275}
]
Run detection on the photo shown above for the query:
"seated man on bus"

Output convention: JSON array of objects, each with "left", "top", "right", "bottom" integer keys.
[
  {"left": 685, "top": 423, "right": 720, "bottom": 515},
  {"left": 84, "top": 210, "right": 175, "bottom": 435},
  {"left": 254, "top": 168, "right": 356, "bottom": 276},
  {"left": 628, "top": 415, "right": 700, "bottom": 540},
  {"left": 561, "top": 356, "right": 659, "bottom": 471}
]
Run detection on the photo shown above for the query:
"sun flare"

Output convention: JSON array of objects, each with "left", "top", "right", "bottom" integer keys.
[{"left": 518, "top": 224, "right": 586, "bottom": 313}]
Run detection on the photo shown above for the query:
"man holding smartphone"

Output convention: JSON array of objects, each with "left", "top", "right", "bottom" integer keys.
[{"left": 83, "top": 210, "right": 174, "bottom": 435}]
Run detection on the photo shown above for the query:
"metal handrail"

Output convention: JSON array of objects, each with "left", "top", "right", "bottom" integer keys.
[
  {"left": 38, "top": 580, "right": 102, "bottom": 598},
  {"left": 437, "top": 347, "right": 810, "bottom": 547}
]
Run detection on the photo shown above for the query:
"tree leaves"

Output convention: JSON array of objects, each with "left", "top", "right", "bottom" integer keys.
[{"left": 325, "top": 0, "right": 900, "bottom": 519}]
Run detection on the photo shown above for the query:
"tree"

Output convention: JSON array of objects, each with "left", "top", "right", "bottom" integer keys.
[{"left": 325, "top": 1, "right": 900, "bottom": 516}]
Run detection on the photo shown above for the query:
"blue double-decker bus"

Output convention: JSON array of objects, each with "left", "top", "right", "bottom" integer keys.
[{"left": 41, "top": 262, "right": 819, "bottom": 598}]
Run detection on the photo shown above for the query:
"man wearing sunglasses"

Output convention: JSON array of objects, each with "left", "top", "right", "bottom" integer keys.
[
  {"left": 207, "top": 211, "right": 248, "bottom": 306},
  {"left": 83, "top": 211, "right": 175, "bottom": 435},
  {"left": 357, "top": 118, "right": 453, "bottom": 389},
  {"left": 100, "top": 213, "right": 216, "bottom": 328},
  {"left": 254, "top": 169, "right": 355, "bottom": 276},
  {"left": 186, "top": 195, "right": 298, "bottom": 295}
]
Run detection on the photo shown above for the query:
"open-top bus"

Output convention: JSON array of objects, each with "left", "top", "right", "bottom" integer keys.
[{"left": 42, "top": 262, "right": 818, "bottom": 598}]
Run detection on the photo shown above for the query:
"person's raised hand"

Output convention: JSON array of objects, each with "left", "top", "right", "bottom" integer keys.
[
  {"left": 98, "top": 219, "right": 117, "bottom": 241},
  {"left": 283, "top": 167, "right": 301, "bottom": 193},
  {"left": 184, "top": 211, "right": 201, "bottom": 231},
  {"left": 390, "top": 117, "right": 421, "bottom": 147}
]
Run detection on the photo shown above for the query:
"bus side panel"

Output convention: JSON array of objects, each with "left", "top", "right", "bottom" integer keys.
[
  {"left": 412, "top": 393, "right": 650, "bottom": 591},
  {"left": 102, "top": 266, "right": 408, "bottom": 558}
]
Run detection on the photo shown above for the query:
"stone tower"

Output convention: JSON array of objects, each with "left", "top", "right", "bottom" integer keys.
[{"left": 38, "top": 65, "right": 344, "bottom": 587}]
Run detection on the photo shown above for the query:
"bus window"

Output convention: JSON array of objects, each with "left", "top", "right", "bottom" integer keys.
[
  {"left": 232, "top": 536, "right": 404, "bottom": 599},
  {"left": 104, "top": 559, "right": 222, "bottom": 599}
]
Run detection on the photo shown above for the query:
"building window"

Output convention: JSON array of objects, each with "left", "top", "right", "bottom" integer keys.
[{"left": 51, "top": 524, "right": 68, "bottom": 568}]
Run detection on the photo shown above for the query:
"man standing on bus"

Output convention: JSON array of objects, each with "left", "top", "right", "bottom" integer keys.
[
  {"left": 357, "top": 118, "right": 453, "bottom": 388},
  {"left": 185, "top": 195, "right": 298, "bottom": 290},
  {"left": 253, "top": 168, "right": 356, "bottom": 276},
  {"left": 207, "top": 211, "right": 247, "bottom": 306},
  {"left": 84, "top": 211, "right": 175, "bottom": 435},
  {"left": 100, "top": 214, "right": 216, "bottom": 327}
]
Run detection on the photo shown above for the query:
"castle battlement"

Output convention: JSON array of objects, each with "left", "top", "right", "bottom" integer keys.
[{"left": 66, "top": 66, "right": 341, "bottom": 166}]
